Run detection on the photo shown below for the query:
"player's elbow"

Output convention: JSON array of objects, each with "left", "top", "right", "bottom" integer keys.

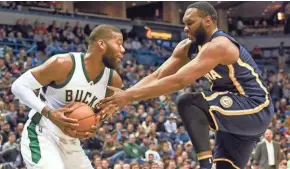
[
  {"left": 11, "top": 75, "right": 27, "bottom": 97},
  {"left": 11, "top": 80, "right": 21, "bottom": 97}
]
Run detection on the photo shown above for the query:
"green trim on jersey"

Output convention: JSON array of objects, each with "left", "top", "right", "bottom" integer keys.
[
  {"left": 50, "top": 53, "right": 76, "bottom": 88},
  {"left": 105, "top": 69, "right": 114, "bottom": 97},
  {"left": 81, "top": 53, "right": 105, "bottom": 85},
  {"left": 27, "top": 121, "right": 41, "bottom": 164}
]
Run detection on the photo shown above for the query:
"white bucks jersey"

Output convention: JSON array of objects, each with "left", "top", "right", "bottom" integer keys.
[{"left": 28, "top": 52, "right": 113, "bottom": 136}]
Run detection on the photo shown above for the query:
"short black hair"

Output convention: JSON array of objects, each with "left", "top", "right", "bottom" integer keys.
[
  {"left": 187, "top": 2, "right": 218, "bottom": 21},
  {"left": 88, "top": 24, "right": 121, "bottom": 45}
]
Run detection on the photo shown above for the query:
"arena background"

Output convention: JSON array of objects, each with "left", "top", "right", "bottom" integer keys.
[{"left": 0, "top": 1, "right": 289, "bottom": 169}]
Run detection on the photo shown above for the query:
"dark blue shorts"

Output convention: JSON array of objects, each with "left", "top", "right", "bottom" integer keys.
[{"left": 201, "top": 91, "right": 274, "bottom": 168}]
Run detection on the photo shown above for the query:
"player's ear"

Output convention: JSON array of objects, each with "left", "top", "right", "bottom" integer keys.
[
  {"left": 97, "top": 40, "right": 107, "bottom": 50},
  {"left": 204, "top": 16, "right": 211, "bottom": 27}
]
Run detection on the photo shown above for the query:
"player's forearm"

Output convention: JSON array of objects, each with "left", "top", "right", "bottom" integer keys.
[
  {"left": 128, "top": 74, "right": 186, "bottom": 101},
  {"left": 11, "top": 71, "right": 49, "bottom": 114}
]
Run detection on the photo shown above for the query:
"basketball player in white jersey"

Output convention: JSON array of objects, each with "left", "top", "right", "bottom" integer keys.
[{"left": 11, "top": 24, "right": 124, "bottom": 169}]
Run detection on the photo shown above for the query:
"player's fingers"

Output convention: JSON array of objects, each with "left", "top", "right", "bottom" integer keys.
[
  {"left": 101, "top": 101, "right": 116, "bottom": 112},
  {"left": 56, "top": 107, "right": 72, "bottom": 112},
  {"left": 62, "top": 115, "right": 78, "bottom": 123},
  {"left": 63, "top": 102, "right": 76, "bottom": 108},
  {"left": 60, "top": 120, "right": 79, "bottom": 130},
  {"left": 100, "top": 97, "right": 113, "bottom": 104},
  {"left": 69, "top": 123, "right": 79, "bottom": 130},
  {"left": 95, "top": 116, "right": 101, "bottom": 124},
  {"left": 107, "top": 86, "right": 121, "bottom": 92},
  {"left": 85, "top": 131, "right": 96, "bottom": 138},
  {"left": 75, "top": 131, "right": 87, "bottom": 138},
  {"left": 97, "top": 103, "right": 106, "bottom": 110},
  {"left": 62, "top": 107, "right": 74, "bottom": 113},
  {"left": 99, "top": 105, "right": 115, "bottom": 119},
  {"left": 90, "top": 126, "right": 97, "bottom": 132}
]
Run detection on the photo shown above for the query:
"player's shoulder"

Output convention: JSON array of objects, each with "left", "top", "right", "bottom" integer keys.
[
  {"left": 49, "top": 53, "right": 74, "bottom": 68},
  {"left": 45, "top": 53, "right": 74, "bottom": 75},
  {"left": 210, "top": 36, "right": 236, "bottom": 50},
  {"left": 207, "top": 36, "right": 239, "bottom": 56}
]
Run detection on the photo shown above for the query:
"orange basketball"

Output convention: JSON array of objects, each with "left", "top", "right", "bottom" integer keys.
[{"left": 63, "top": 102, "right": 96, "bottom": 137}]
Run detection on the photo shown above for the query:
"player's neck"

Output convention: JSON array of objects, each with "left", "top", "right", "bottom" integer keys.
[
  {"left": 210, "top": 27, "right": 218, "bottom": 36},
  {"left": 201, "top": 27, "right": 218, "bottom": 46},
  {"left": 84, "top": 52, "right": 105, "bottom": 70}
]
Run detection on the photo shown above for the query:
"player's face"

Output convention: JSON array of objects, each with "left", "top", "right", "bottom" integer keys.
[
  {"left": 102, "top": 32, "right": 125, "bottom": 69},
  {"left": 183, "top": 8, "right": 210, "bottom": 45}
]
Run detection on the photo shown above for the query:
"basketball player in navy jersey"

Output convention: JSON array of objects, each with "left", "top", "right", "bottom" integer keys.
[{"left": 100, "top": 2, "right": 274, "bottom": 169}]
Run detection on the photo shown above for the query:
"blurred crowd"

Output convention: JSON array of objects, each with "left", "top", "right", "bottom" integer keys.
[
  {"left": 0, "top": 17, "right": 290, "bottom": 169},
  {"left": 228, "top": 16, "right": 290, "bottom": 37}
]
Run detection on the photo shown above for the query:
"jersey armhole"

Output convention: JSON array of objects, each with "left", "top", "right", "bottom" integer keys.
[
  {"left": 105, "top": 69, "right": 114, "bottom": 97},
  {"left": 211, "top": 33, "right": 241, "bottom": 51},
  {"left": 49, "top": 54, "right": 76, "bottom": 89}
]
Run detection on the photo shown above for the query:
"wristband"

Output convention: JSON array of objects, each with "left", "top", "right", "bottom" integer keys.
[{"left": 46, "top": 109, "right": 51, "bottom": 119}]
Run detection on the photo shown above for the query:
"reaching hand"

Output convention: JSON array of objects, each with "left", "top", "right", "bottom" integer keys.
[{"left": 98, "top": 86, "right": 132, "bottom": 117}]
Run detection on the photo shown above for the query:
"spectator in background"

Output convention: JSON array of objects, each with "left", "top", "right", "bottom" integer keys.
[
  {"left": 278, "top": 42, "right": 285, "bottom": 70},
  {"left": 2, "top": 132, "right": 17, "bottom": 151},
  {"left": 20, "top": 18, "right": 34, "bottom": 38},
  {"left": 164, "top": 115, "right": 177, "bottom": 135},
  {"left": 254, "top": 129, "right": 282, "bottom": 169},
  {"left": 237, "top": 17, "right": 244, "bottom": 36},
  {"left": 175, "top": 126, "right": 190, "bottom": 144},
  {"left": 123, "top": 134, "right": 143, "bottom": 163},
  {"left": 159, "top": 141, "right": 174, "bottom": 159},
  {"left": 101, "top": 159, "right": 110, "bottom": 169},
  {"left": 0, "top": 122, "right": 10, "bottom": 145},
  {"left": 252, "top": 45, "right": 262, "bottom": 59},
  {"left": 145, "top": 142, "right": 161, "bottom": 163},
  {"left": 130, "top": 162, "right": 140, "bottom": 169}
]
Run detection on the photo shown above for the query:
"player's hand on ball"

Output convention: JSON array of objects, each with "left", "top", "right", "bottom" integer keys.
[
  {"left": 83, "top": 115, "right": 101, "bottom": 139},
  {"left": 98, "top": 86, "right": 132, "bottom": 116},
  {"left": 49, "top": 107, "right": 79, "bottom": 132},
  {"left": 65, "top": 115, "right": 101, "bottom": 139}
]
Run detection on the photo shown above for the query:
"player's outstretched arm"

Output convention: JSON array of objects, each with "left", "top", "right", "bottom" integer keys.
[
  {"left": 101, "top": 37, "right": 239, "bottom": 107},
  {"left": 11, "top": 54, "right": 79, "bottom": 130},
  {"left": 126, "top": 39, "right": 191, "bottom": 91}
]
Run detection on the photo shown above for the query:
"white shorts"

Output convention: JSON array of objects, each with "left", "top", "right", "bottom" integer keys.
[{"left": 21, "top": 118, "right": 93, "bottom": 169}]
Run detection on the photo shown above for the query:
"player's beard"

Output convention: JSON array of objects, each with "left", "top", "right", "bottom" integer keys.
[
  {"left": 102, "top": 44, "right": 118, "bottom": 69},
  {"left": 194, "top": 23, "right": 207, "bottom": 45}
]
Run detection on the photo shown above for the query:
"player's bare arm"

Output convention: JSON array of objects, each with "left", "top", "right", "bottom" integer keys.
[
  {"left": 126, "top": 39, "right": 191, "bottom": 91},
  {"left": 101, "top": 36, "right": 239, "bottom": 108},
  {"left": 11, "top": 54, "right": 79, "bottom": 130}
]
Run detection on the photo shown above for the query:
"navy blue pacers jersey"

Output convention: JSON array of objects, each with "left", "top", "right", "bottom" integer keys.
[
  {"left": 189, "top": 30, "right": 270, "bottom": 105},
  {"left": 187, "top": 30, "right": 274, "bottom": 169}
]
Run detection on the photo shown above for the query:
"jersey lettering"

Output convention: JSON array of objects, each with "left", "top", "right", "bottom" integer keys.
[
  {"left": 66, "top": 90, "right": 73, "bottom": 102},
  {"left": 204, "top": 70, "right": 222, "bottom": 81},
  {"left": 75, "top": 90, "right": 84, "bottom": 102},
  {"left": 65, "top": 89, "right": 99, "bottom": 108}
]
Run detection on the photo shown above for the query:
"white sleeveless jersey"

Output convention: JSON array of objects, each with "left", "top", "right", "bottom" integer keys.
[{"left": 28, "top": 52, "right": 113, "bottom": 137}]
